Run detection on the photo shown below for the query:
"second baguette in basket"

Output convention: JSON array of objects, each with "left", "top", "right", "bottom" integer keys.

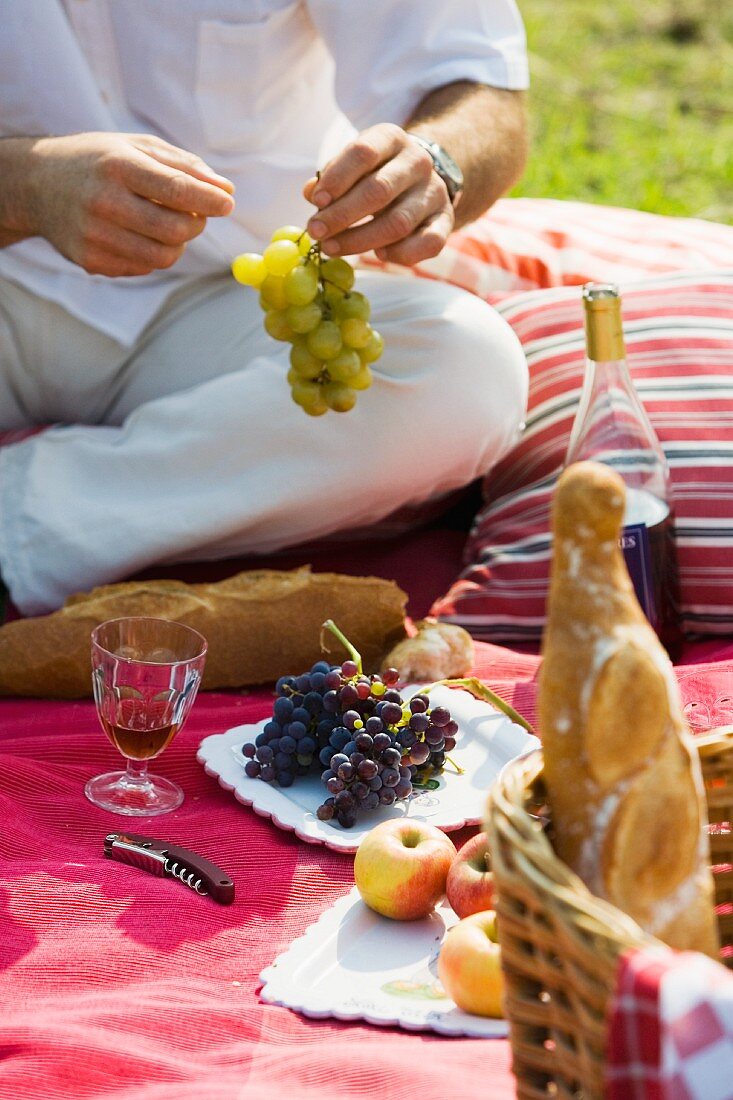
[{"left": 538, "top": 461, "right": 718, "bottom": 956}]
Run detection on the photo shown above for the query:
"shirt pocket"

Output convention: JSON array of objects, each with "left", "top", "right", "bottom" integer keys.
[{"left": 195, "top": 4, "right": 313, "bottom": 155}]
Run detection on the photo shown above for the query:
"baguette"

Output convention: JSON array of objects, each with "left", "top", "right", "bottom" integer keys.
[
  {"left": 538, "top": 461, "right": 718, "bottom": 956},
  {"left": 0, "top": 567, "right": 408, "bottom": 698}
]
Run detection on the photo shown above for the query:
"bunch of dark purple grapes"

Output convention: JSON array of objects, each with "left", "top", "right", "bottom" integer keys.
[{"left": 240, "top": 656, "right": 458, "bottom": 828}]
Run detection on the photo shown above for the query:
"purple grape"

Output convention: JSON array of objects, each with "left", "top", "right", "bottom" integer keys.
[
  {"left": 381, "top": 702, "right": 402, "bottom": 726},
  {"left": 409, "top": 696, "right": 428, "bottom": 714},
  {"left": 372, "top": 730, "right": 390, "bottom": 750},
  {"left": 339, "top": 683, "right": 359, "bottom": 708},
  {"left": 381, "top": 767, "right": 399, "bottom": 787},
  {"left": 394, "top": 779, "right": 412, "bottom": 799},
  {"left": 357, "top": 759, "right": 378, "bottom": 780},
  {"left": 341, "top": 660, "right": 358, "bottom": 678},
  {"left": 255, "top": 745, "right": 274, "bottom": 764},
  {"left": 317, "top": 800, "right": 335, "bottom": 821},
  {"left": 379, "top": 788, "right": 396, "bottom": 806},
  {"left": 324, "top": 670, "right": 341, "bottom": 691},
  {"left": 273, "top": 697, "right": 294, "bottom": 723},
  {"left": 278, "top": 771, "right": 294, "bottom": 787},
  {"left": 326, "top": 776, "right": 344, "bottom": 794},
  {"left": 429, "top": 706, "right": 451, "bottom": 727},
  {"left": 337, "top": 762, "right": 356, "bottom": 783},
  {"left": 363, "top": 791, "right": 380, "bottom": 811},
  {"left": 260, "top": 764, "right": 276, "bottom": 782},
  {"left": 409, "top": 713, "right": 429, "bottom": 734},
  {"left": 355, "top": 732, "right": 373, "bottom": 752},
  {"left": 409, "top": 742, "right": 431, "bottom": 766},
  {"left": 366, "top": 717, "right": 384, "bottom": 736},
  {"left": 244, "top": 760, "right": 260, "bottom": 778},
  {"left": 323, "top": 690, "right": 339, "bottom": 713},
  {"left": 279, "top": 735, "right": 297, "bottom": 754},
  {"left": 242, "top": 743, "right": 256, "bottom": 759}
]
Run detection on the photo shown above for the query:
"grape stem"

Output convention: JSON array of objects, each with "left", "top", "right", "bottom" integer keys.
[
  {"left": 444, "top": 754, "right": 465, "bottom": 775},
  {"left": 423, "top": 677, "right": 535, "bottom": 735},
  {"left": 320, "top": 619, "right": 362, "bottom": 675}
]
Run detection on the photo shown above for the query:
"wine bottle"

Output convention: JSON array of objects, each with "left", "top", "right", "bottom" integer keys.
[{"left": 565, "top": 283, "right": 682, "bottom": 655}]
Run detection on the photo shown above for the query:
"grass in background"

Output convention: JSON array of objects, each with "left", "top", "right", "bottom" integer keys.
[{"left": 513, "top": 0, "right": 733, "bottom": 222}]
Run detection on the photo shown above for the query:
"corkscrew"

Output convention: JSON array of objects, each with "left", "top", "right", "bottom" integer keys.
[{"left": 103, "top": 832, "right": 235, "bottom": 905}]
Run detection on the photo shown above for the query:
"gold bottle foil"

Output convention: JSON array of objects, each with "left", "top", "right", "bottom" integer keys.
[{"left": 583, "top": 282, "right": 626, "bottom": 362}]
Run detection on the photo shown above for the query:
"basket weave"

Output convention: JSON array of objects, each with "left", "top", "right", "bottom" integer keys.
[{"left": 486, "top": 726, "right": 733, "bottom": 1100}]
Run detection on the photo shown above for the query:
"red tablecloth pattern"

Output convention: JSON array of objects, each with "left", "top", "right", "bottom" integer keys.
[
  {"left": 0, "top": 642, "right": 542, "bottom": 1100},
  {"left": 2, "top": 640, "right": 732, "bottom": 1099}
]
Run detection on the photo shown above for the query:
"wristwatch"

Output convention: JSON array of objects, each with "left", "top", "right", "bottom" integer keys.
[{"left": 410, "top": 134, "right": 465, "bottom": 208}]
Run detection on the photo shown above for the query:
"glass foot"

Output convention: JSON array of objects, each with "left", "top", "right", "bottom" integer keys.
[{"left": 85, "top": 770, "right": 184, "bottom": 816}]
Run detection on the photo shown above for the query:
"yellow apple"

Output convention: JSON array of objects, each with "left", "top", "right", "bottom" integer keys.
[
  {"left": 437, "top": 909, "right": 505, "bottom": 1017},
  {"left": 445, "top": 831, "right": 495, "bottom": 918},
  {"left": 354, "top": 819, "right": 457, "bottom": 920}
]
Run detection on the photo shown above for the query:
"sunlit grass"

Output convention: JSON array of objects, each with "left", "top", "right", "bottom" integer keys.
[{"left": 513, "top": 0, "right": 733, "bottom": 222}]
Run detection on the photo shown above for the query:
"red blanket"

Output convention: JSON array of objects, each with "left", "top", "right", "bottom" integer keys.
[{"left": 1, "top": 639, "right": 730, "bottom": 1100}]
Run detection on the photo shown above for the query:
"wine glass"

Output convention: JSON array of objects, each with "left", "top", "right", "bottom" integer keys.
[{"left": 86, "top": 617, "right": 207, "bottom": 816}]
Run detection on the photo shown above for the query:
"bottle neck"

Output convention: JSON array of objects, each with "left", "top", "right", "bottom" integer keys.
[{"left": 584, "top": 294, "right": 625, "bottom": 361}]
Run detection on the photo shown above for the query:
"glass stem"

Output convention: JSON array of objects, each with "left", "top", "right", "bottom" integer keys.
[{"left": 125, "top": 758, "right": 150, "bottom": 786}]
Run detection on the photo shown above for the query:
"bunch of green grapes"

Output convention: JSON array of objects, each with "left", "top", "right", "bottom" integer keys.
[{"left": 231, "top": 226, "right": 383, "bottom": 416}]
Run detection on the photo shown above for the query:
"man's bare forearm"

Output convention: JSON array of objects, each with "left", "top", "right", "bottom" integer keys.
[
  {"left": 407, "top": 82, "right": 528, "bottom": 228},
  {"left": 0, "top": 137, "right": 42, "bottom": 247}
]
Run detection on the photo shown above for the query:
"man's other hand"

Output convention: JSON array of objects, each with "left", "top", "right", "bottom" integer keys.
[
  {"left": 26, "top": 132, "right": 235, "bottom": 277},
  {"left": 303, "top": 123, "right": 453, "bottom": 266}
]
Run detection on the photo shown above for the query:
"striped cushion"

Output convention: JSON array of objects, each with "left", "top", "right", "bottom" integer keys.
[
  {"left": 360, "top": 197, "right": 733, "bottom": 292},
  {"left": 432, "top": 272, "right": 733, "bottom": 641}
]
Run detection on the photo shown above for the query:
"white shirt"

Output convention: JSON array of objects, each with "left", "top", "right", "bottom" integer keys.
[{"left": 0, "top": 0, "right": 529, "bottom": 345}]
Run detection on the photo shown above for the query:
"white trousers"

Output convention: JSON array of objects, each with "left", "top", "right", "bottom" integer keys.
[{"left": 0, "top": 269, "right": 528, "bottom": 614}]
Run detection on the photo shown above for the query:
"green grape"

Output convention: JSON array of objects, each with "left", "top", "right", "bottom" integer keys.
[
  {"left": 263, "top": 239, "right": 301, "bottom": 276},
  {"left": 321, "top": 257, "right": 355, "bottom": 292},
  {"left": 264, "top": 309, "right": 296, "bottom": 342},
  {"left": 350, "top": 364, "right": 374, "bottom": 391},
  {"left": 340, "top": 317, "right": 372, "bottom": 350},
  {"left": 322, "top": 285, "right": 347, "bottom": 310},
  {"left": 290, "top": 339, "right": 324, "bottom": 380},
  {"left": 359, "top": 329, "right": 384, "bottom": 363},
  {"left": 260, "top": 275, "right": 289, "bottom": 310},
  {"left": 285, "top": 300, "right": 323, "bottom": 334},
  {"left": 283, "top": 262, "right": 319, "bottom": 306},
  {"left": 286, "top": 366, "right": 300, "bottom": 387},
  {"left": 271, "top": 225, "right": 313, "bottom": 256},
  {"left": 291, "top": 380, "right": 328, "bottom": 416},
  {"left": 323, "top": 381, "right": 357, "bottom": 413},
  {"left": 231, "top": 252, "right": 267, "bottom": 288},
  {"left": 324, "top": 348, "right": 361, "bottom": 384},
  {"left": 332, "top": 291, "right": 371, "bottom": 322},
  {"left": 307, "top": 320, "right": 343, "bottom": 360}
]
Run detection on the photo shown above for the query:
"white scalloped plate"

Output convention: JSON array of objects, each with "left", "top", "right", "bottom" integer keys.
[
  {"left": 197, "top": 685, "right": 539, "bottom": 853},
  {"left": 259, "top": 886, "right": 508, "bottom": 1037}
]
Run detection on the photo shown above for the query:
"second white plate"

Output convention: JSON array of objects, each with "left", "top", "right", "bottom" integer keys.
[
  {"left": 197, "top": 685, "right": 539, "bottom": 853},
  {"left": 259, "top": 886, "right": 509, "bottom": 1038}
]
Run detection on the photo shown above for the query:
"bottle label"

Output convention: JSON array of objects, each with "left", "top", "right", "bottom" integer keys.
[{"left": 620, "top": 521, "right": 657, "bottom": 625}]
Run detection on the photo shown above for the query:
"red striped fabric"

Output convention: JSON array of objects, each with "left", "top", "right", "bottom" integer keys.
[
  {"left": 432, "top": 272, "right": 733, "bottom": 641},
  {"left": 359, "top": 198, "right": 733, "bottom": 294}
]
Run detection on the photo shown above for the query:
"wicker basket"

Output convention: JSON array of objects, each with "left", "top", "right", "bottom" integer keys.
[{"left": 486, "top": 726, "right": 733, "bottom": 1100}]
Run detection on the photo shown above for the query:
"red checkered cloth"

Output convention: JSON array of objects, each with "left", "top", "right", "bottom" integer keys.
[{"left": 607, "top": 947, "right": 733, "bottom": 1099}]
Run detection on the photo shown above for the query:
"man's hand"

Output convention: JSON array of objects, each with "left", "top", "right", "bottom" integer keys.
[
  {"left": 303, "top": 122, "right": 454, "bottom": 266},
  {"left": 303, "top": 84, "right": 527, "bottom": 268},
  {"left": 8, "top": 132, "right": 235, "bottom": 277}
]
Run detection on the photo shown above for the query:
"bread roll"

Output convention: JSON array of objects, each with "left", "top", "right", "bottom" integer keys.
[
  {"left": 0, "top": 567, "right": 407, "bottom": 698},
  {"left": 538, "top": 461, "right": 718, "bottom": 956},
  {"left": 381, "top": 619, "right": 474, "bottom": 682}
]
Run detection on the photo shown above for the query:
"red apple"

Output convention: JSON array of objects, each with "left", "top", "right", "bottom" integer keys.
[
  {"left": 354, "top": 819, "right": 457, "bottom": 920},
  {"left": 446, "top": 831, "right": 495, "bottom": 918},
  {"left": 438, "top": 909, "right": 505, "bottom": 1017}
]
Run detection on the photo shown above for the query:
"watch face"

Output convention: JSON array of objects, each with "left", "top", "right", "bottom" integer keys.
[{"left": 411, "top": 134, "right": 463, "bottom": 202}]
